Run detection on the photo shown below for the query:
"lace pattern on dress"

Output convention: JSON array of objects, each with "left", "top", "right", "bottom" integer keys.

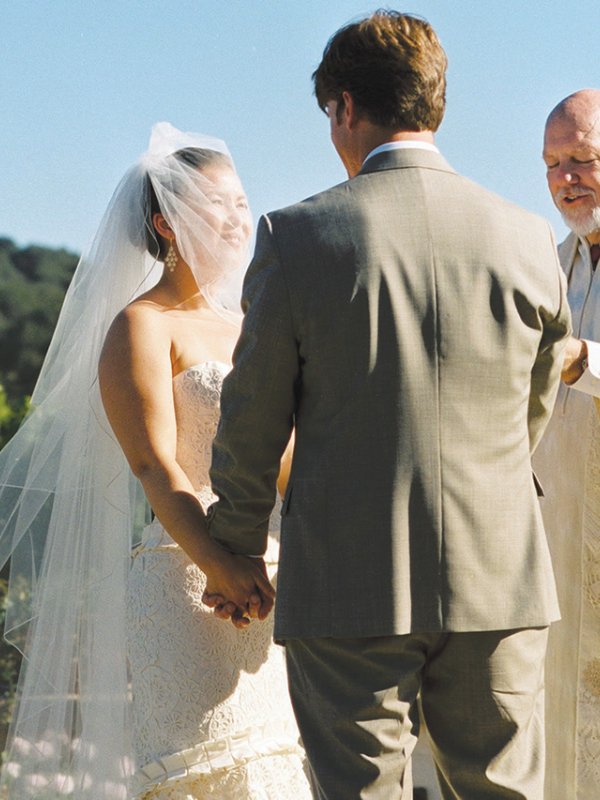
[
  {"left": 127, "top": 363, "right": 309, "bottom": 799},
  {"left": 138, "top": 752, "right": 311, "bottom": 800}
]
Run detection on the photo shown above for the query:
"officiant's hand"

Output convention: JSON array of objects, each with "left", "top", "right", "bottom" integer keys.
[
  {"left": 202, "top": 552, "right": 275, "bottom": 629},
  {"left": 562, "top": 336, "right": 588, "bottom": 385}
]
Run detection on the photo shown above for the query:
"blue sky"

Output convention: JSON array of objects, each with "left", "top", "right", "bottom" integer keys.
[{"left": 2, "top": 1, "right": 598, "bottom": 254}]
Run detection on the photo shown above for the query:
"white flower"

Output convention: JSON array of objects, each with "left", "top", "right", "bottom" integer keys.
[
  {"left": 11, "top": 736, "right": 32, "bottom": 756},
  {"left": 23, "top": 773, "right": 50, "bottom": 791},
  {"left": 55, "top": 773, "right": 75, "bottom": 794},
  {"left": 3, "top": 761, "right": 21, "bottom": 779},
  {"left": 34, "top": 738, "right": 56, "bottom": 758}
]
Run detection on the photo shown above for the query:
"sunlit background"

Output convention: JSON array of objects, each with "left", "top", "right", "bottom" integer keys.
[{"left": 2, "top": 0, "right": 598, "bottom": 254}]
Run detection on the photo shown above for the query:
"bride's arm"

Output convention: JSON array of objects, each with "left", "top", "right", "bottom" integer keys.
[
  {"left": 98, "top": 304, "right": 274, "bottom": 618},
  {"left": 277, "top": 431, "right": 295, "bottom": 498}
]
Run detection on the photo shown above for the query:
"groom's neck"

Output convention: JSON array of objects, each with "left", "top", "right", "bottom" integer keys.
[{"left": 342, "top": 123, "right": 435, "bottom": 178}]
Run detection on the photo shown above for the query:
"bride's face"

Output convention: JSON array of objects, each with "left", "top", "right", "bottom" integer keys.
[{"left": 197, "top": 164, "right": 252, "bottom": 255}]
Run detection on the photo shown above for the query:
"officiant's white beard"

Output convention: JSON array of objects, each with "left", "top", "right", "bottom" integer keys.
[{"left": 561, "top": 204, "right": 600, "bottom": 239}]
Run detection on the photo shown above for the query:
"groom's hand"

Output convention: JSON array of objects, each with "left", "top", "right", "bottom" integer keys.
[
  {"left": 202, "top": 593, "right": 263, "bottom": 629},
  {"left": 201, "top": 553, "right": 275, "bottom": 628}
]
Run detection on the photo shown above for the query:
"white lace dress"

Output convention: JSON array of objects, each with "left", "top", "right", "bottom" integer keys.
[{"left": 126, "top": 362, "right": 311, "bottom": 800}]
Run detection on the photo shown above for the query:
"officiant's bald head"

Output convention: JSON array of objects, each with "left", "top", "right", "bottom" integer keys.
[{"left": 544, "top": 89, "right": 600, "bottom": 244}]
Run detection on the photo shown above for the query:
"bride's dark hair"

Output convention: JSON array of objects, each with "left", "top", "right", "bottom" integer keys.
[{"left": 143, "top": 147, "right": 233, "bottom": 259}]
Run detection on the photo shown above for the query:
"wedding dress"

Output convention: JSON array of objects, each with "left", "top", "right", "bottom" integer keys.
[
  {"left": 0, "top": 123, "right": 311, "bottom": 799},
  {"left": 127, "top": 361, "right": 311, "bottom": 800}
]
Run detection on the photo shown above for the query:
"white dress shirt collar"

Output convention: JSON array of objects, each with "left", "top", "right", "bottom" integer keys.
[{"left": 363, "top": 140, "right": 439, "bottom": 167}]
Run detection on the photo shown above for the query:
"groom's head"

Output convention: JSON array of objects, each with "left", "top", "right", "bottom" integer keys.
[{"left": 313, "top": 10, "right": 447, "bottom": 134}]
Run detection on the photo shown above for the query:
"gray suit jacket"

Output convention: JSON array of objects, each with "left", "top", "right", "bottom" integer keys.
[{"left": 209, "top": 148, "right": 571, "bottom": 640}]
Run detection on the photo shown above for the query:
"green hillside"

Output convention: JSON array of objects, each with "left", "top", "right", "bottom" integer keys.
[{"left": 0, "top": 237, "right": 78, "bottom": 448}]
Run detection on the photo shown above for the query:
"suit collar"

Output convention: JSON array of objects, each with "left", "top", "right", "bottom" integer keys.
[{"left": 357, "top": 147, "right": 456, "bottom": 177}]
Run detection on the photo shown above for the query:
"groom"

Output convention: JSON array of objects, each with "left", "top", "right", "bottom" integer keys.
[{"left": 204, "top": 10, "right": 570, "bottom": 799}]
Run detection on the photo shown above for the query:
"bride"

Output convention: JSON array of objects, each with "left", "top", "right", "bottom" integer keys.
[{"left": 0, "top": 123, "right": 311, "bottom": 799}]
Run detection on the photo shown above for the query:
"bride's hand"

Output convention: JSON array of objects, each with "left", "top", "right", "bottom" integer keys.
[{"left": 202, "top": 551, "right": 275, "bottom": 628}]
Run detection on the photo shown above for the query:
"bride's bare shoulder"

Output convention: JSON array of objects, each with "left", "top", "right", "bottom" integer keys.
[
  {"left": 100, "top": 294, "right": 171, "bottom": 371},
  {"left": 111, "top": 288, "right": 172, "bottom": 330}
]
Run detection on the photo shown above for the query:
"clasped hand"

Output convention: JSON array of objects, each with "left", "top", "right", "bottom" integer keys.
[
  {"left": 201, "top": 549, "right": 275, "bottom": 629},
  {"left": 561, "top": 336, "right": 588, "bottom": 385}
]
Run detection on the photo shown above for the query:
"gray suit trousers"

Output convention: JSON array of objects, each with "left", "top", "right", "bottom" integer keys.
[{"left": 285, "top": 628, "right": 548, "bottom": 800}]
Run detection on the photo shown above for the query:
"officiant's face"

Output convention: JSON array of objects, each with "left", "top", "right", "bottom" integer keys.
[{"left": 544, "top": 109, "right": 600, "bottom": 241}]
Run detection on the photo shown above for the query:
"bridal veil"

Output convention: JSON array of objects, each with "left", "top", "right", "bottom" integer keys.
[{"left": 0, "top": 123, "right": 248, "bottom": 798}]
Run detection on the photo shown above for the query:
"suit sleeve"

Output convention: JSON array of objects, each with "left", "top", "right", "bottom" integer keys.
[
  {"left": 528, "top": 228, "right": 572, "bottom": 453},
  {"left": 208, "top": 215, "right": 299, "bottom": 555}
]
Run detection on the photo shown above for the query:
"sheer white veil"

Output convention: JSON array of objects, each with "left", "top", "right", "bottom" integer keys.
[{"left": 0, "top": 123, "right": 249, "bottom": 797}]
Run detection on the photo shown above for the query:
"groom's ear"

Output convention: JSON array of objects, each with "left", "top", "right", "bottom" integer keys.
[{"left": 341, "top": 91, "right": 360, "bottom": 129}]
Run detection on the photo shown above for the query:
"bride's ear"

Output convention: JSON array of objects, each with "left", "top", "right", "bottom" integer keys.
[{"left": 152, "top": 212, "right": 174, "bottom": 240}]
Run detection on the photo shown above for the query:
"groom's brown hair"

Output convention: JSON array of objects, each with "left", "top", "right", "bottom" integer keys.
[{"left": 313, "top": 9, "right": 447, "bottom": 132}]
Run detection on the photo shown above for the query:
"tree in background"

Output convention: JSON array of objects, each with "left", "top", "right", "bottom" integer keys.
[
  {"left": 0, "top": 237, "right": 78, "bottom": 749},
  {"left": 0, "top": 387, "right": 29, "bottom": 451},
  {"left": 0, "top": 237, "right": 78, "bottom": 404}
]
